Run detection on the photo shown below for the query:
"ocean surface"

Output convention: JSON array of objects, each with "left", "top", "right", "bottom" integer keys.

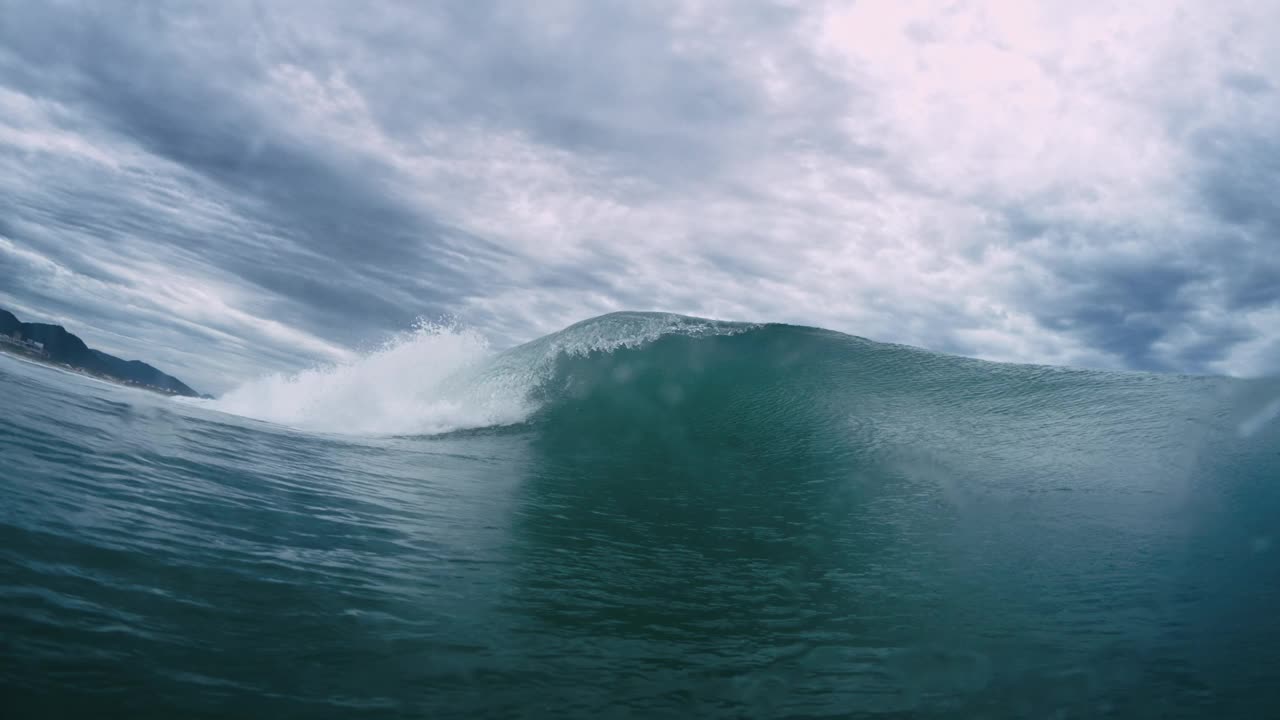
[{"left": 2, "top": 312, "right": 1279, "bottom": 718}]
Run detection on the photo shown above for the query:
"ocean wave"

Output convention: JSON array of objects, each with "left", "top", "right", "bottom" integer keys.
[
  {"left": 206, "top": 312, "right": 752, "bottom": 435},
  {"left": 6, "top": 312, "right": 1280, "bottom": 716},
  {"left": 205, "top": 311, "right": 1279, "bottom": 449}
]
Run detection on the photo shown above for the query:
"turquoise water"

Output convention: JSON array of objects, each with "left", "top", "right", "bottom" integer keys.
[{"left": 2, "top": 313, "right": 1279, "bottom": 718}]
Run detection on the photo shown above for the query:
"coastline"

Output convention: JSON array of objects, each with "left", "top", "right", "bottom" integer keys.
[{"left": 0, "top": 343, "right": 193, "bottom": 397}]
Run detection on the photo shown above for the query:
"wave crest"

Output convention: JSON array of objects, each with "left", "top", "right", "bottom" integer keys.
[
  {"left": 208, "top": 313, "right": 752, "bottom": 435},
  {"left": 209, "top": 322, "right": 514, "bottom": 435}
]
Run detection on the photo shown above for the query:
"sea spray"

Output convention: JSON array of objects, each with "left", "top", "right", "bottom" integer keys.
[
  {"left": 210, "top": 320, "right": 516, "bottom": 435},
  {"left": 209, "top": 312, "right": 755, "bottom": 435}
]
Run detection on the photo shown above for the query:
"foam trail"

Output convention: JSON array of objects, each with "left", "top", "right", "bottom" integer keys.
[{"left": 210, "top": 323, "right": 531, "bottom": 435}]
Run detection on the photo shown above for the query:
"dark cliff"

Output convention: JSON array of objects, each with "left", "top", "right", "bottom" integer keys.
[{"left": 0, "top": 309, "right": 200, "bottom": 397}]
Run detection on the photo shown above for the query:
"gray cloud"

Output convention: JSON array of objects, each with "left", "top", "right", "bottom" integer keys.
[{"left": 0, "top": 0, "right": 1277, "bottom": 393}]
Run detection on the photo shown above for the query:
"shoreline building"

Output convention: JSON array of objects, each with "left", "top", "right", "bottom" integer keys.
[{"left": 1, "top": 331, "right": 48, "bottom": 357}]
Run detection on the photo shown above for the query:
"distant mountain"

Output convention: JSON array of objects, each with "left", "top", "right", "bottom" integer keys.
[{"left": 0, "top": 308, "right": 200, "bottom": 397}]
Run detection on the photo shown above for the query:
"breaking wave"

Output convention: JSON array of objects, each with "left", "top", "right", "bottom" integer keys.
[
  {"left": 207, "top": 313, "right": 753, "bottom": 435},
  {"left": 208, "top": 311, "right": 1280, "bottom": 453}
]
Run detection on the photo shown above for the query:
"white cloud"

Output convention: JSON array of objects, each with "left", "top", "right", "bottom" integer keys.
[{"left": 0, "top": 0, "right": 1277, "bottom": 389}]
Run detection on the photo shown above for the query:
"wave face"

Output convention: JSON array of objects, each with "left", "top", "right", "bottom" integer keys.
[
  {"left": 208, "top": 312, "right": 755, "bottom": 435},
  {"left": 3, "top": 312, "right": 1280, "bottom": 718}
]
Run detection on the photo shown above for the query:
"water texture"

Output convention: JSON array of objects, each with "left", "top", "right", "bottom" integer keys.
[{"left": 2, "top": 312, "right": 1278, "bottom": 718}]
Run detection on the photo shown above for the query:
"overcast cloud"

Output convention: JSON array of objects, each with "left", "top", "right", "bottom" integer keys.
[{"left": 1, "top": 0, "right": 1277, "bottom": 393}]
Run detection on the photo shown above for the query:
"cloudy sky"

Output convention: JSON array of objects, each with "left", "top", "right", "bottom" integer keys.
[{"left": 1, "top": 0, "right": 1277, "bottom": 393}]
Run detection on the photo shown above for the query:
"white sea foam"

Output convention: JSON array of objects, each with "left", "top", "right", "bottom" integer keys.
[
  {"left": 209, "top": 322, "right": 531, "bottom": 435},
  {"left": 206, "top": 312, "right": 755, "bottom": 436}
]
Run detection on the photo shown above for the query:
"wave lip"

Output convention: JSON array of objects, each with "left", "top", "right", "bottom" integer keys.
[{"left": 206, "top": 312, "right": 754, "bottom": 436}]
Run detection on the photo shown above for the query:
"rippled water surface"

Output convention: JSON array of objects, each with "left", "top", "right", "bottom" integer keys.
[{"left": 3, "top": 315, "right": 1279, "bottom": 718}]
